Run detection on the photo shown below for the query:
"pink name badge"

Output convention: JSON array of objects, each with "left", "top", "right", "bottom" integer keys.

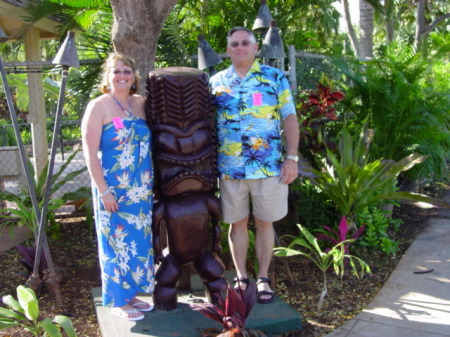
[
  {"left": 253, "top": 93, "right": 263, "bottom": 106},
  {"left": 112, "top": 117, "right": 124, "bottom": 129}
]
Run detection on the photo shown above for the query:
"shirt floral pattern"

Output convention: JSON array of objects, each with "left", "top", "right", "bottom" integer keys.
[
  {"left": 210, "top": 61, "right": 296, "bottom": 179},
  {"left": 93, "top": 116, "right": 155, "bottom": 307}
]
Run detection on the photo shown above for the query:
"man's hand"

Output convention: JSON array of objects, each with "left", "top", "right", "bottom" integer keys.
[{"left": 280, "top": 159, "right": 298, "bottom": 184}]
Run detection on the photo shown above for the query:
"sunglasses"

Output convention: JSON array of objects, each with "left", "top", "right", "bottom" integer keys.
[
  {"left": 112, "top": 70, "right": 133, "bottom": 75},
  {"left": 229, "top": 40, "right": 253, "bottom": 48}
]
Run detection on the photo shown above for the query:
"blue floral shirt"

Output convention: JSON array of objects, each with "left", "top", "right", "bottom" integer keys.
[{"left": 210, "top": 61, "right": 296, "bottom": 180}]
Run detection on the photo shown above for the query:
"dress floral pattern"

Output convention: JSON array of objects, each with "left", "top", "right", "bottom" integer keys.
[
  {"left": 93, "top": 116, "right": 155, "bottom": 307},
  {"left": 210, "top": 60, "right": 296, "bottom": 180}
]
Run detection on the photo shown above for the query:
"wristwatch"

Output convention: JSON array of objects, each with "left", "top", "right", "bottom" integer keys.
[{"left": 285, "top": 155, "right": 299, "bottom": 162}]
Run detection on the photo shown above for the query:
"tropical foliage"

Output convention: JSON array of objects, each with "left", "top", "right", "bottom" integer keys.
[
  {"left": 2, "top": 0, "right": 448, "bottom": 124},
  {"left": 303, "top": 122, "right": 448, "bottom": 225},
  {"left": 274, "top": 224, "right": 371, "bottom": 311},
  {"left": 296, "top": 81, "right": 345, "bottom": 165},
  {"left": 356, "top": 206, "right": 402, "bottom": 256},
  {"left": 316, "top": 216, "right": 365, "bottom": 255},
  {"left": 0, "top": 149, "right": 88, "bottom": 239},
  {"left": 0, "top": 285, "right": 77, "bottom": 337},
  {"left": 334, "top": 44, "right": 450, "bottom": 182},
  {"left": 190, "top": 282, "right": 267, "bottom": 337},
  {"left": 289, "top": 179, "right": 339, "bottom": 228}
]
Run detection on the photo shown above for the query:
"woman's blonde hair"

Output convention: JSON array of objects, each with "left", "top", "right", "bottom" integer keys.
[{"left": 99, "top": 52, "right": 141, "bottom": 94}]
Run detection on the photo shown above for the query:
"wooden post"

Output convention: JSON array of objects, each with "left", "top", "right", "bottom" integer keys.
[
  {"left": 288, "top": 45, "right": 297, "bottom": 94},
  {"left": 24, "top": 28, "right": 48, "bottom": 178}
]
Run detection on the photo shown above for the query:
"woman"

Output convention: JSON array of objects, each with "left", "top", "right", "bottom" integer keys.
[{"left": 81, "top": 53, "right": 155, "bottom": 321}]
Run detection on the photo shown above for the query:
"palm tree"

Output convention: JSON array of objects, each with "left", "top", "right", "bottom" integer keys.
[
  {"left": 340, "top": 0, "right": 384, "bottom": 60},
  {"left": 414, "top": 0, "right": 450, "bottom": 54},
  {"left": 359, "top": 0, "right": 375, "bottom": 60},
  {"left": 21, "top": 0, "right": 113, "bottom": 115},
  {"left": 23, "top": 0, "right": 177, "bottom": 96}
]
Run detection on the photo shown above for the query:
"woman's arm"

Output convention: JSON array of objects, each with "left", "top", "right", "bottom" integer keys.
[{"left": 81, "top": 99, "right": 119, "bottom": 212}]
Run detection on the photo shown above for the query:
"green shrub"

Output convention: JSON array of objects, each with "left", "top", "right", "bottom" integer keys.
[
  {"left": 302, "top": 122, "right": 448, "bottom": 227},
  {"left": 335, "top": 44, "right": 449, "bottom": 182},
  {"left": 356, "top": 207, "right": 402, "bottom": 256},
  {"left": 290, "top": 179, "right": 339, "bottom": 228}
]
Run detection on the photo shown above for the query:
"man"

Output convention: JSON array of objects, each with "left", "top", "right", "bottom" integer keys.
[{"left": 209, "top": 26, "right": 299, "bottom": 304}]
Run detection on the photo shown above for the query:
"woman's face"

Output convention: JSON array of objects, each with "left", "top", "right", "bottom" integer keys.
[{"left": 108, "top": 61, "right": 135, "bottom": 92}]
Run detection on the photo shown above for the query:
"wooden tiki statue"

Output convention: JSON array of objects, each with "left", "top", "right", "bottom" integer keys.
[{"left": 146, "top": 67, "right": 226, "bottom": 311}]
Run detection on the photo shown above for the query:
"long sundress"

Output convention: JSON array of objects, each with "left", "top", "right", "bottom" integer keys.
[{"left": 93, "top": 116, "right": 155, "bottom": 307}]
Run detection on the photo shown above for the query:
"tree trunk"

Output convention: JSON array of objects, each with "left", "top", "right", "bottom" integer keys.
[
  {"left": 414, "top": 0, "right": 450, "bottom": 55},
  {"left": 414, "top": 0, "right": 426, "bottom": 53},
  {"left": 359, "top": 0, "right": 374, "bottom": 60},
  {"left": 341, "top": 0, "right": 360, "bottom": 58},
  {"left": 384, "top": 0, "right": 395, "bottom": 43},
  {"left": 109, "top": 0, "right": 178, "bottom": 95}
]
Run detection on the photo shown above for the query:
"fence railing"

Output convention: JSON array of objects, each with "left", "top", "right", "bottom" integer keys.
[{"left": 0, "top": 120, "right": 90, "bottom": 205}]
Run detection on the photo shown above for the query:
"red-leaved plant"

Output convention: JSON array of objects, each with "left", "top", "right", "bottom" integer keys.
[
  {"left": 190, "top": 282, "right": 267, "bottom": 337},
  {"left": 297, "top": 82, "right": 345, "bottom": 163},
  {"left": 316, "top": 216, "right": 365, "bottom": 255},
  {"left": 300, "top": 82, "right": 345, "bottom": 122}
]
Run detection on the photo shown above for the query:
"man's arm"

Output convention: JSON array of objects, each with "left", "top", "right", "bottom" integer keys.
[{"left": 280, "top": 114, "right": 299, "bottom": 184}]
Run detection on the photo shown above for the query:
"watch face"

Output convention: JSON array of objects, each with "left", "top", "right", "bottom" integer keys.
[{"left": 286, "top": 155, "right": 299, "bottom": 162}]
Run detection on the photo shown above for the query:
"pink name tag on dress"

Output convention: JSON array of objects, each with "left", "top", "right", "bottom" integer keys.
[
  {"left": 253, "top": 93, "right": 263, "bottom": 106},
  {"left": 112, "top": 117, "right": 124, "bottom": 129}
]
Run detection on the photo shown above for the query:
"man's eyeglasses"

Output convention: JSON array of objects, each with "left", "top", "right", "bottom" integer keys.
[
  {"left": 229, "top": 40, "right": 252, "bottom": 48},
  {"left": 112, "top": 70, "right": 133, "bottom": 75}
]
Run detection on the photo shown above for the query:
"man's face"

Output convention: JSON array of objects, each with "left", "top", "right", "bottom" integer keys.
[{"left": 226, "top": 30, "right": 258, "bottom": 66}]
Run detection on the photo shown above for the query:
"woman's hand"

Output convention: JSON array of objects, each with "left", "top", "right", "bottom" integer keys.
[{"left": 101, "top": 191, "right": 119, "bottom": 212}]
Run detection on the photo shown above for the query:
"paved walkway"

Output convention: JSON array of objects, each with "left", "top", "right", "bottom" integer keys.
[{"left": 326, "top": 191, "right": 450, "bottom": 337}]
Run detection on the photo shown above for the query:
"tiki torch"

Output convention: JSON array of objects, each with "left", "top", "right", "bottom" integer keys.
[
  {"left": 0, "top": 27, "right": 56, "bottom": 295},
  {"left": 31, "top": 31, "right": 79, "bottom": 306}
]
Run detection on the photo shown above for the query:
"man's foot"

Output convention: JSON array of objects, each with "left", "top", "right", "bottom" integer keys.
[
  {"left": 130, "top": 298, "right": 154, "bottom": 312},
  {"left": 256, "top": 277, "right": 274, "bottom": 304},
  {"left": 111, "top": 305, "right": 144, "bottom": 321},
  {"left": 233, "top": 276, "right": 250, "bottom": 292}
]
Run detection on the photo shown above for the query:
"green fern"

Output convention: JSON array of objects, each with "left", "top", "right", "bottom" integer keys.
[{"left": 335, "top": 43, "right": 449, "bottom": 182}]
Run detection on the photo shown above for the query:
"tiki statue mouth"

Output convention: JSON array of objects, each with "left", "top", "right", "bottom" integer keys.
[{"left": 161, "top": 172, "right": 214, "bottom": 196}]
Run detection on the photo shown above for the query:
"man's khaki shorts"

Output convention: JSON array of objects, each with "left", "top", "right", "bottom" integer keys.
[{"left": 219, "top": 176, "right": 288, "bottom": 223}]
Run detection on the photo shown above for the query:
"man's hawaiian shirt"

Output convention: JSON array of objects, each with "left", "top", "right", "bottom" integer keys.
[{"left": 210, "top": 60, "right": 296, "bottom": 180}]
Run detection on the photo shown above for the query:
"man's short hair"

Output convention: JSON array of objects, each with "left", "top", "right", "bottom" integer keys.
[{"left": 227, "top": 26, "right": 257, "bottom": 46}]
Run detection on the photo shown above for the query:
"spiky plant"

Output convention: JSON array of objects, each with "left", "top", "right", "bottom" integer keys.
[
  {"left": 274, "top": 224, "right": 371, "bottom": 312},
  {"left": 190, "top": 282, "right": 267, "bottom": 337},
  {"left": 303, "top": 122, "right": 449, "bottom": 226}
]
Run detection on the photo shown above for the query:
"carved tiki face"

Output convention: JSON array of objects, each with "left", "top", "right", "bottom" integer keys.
[{"left": 145, "top": 67, "right": 217, "bottom": 196}]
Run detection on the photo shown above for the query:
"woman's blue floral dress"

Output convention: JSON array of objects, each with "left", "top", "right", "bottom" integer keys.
[{"left": 93, "top": 116, "right": 155, "bottom": 307}]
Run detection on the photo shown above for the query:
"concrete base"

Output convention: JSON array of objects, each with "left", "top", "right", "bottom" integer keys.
[{"left": 92, "top": 272, "right": 302, "bottom": 337}]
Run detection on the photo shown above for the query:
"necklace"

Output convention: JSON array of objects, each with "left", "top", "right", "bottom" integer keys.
[{"left": 112, "top": 95, "right": 133, "bottom": 117}]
